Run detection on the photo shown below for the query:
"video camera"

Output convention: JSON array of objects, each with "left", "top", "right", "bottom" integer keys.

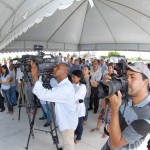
[
  {"left": 12, "top": 51, "right": 57, "bottom": 87},
  {"left": 98, "top": 56, "right": 128, "bottom": 99}
]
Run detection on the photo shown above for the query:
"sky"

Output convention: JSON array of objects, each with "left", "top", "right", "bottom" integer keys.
[{"left": 0, "top": 50, "right": 150, "bottom": 62}]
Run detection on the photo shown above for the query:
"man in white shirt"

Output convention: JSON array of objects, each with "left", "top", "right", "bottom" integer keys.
[{"left": 31, "top": 62, "right": 78, "bottom": 150}]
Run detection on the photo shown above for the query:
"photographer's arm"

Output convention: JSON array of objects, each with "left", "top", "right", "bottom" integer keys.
[
  {"left": 31, "top": 61, "right": 73, "bottom": 103},
  {"left": 31, "top": 61, "right": 39, "bottom": 83},
  {"left": 109, "top": 91, "right": 128, "bottom": 149}
]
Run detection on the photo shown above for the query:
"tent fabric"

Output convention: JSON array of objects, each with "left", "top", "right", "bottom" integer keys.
[
  {"left": 0, "top": 0, "right": 76, "bottom": 50},
  {"left": 1, "top": 0, "right": 150, "bottom": 52}
]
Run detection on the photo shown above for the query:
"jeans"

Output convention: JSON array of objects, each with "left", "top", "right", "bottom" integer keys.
[
  {"left": 41, "top": 102, "right": 52, "bottom": 123},
  {"left": 2, "top": 89, "right": 13, "bottom": 112},
  {"left": 10, "top": 86, "right": 17, "bottom": 105},
  {"left": 83, "top": 97, "right": 90, "bottom": 121},
  {"left": 47, "top": 103, "right": 52, "bottom": 123},
  {"left": 24, "top": 85, "right": 34, "bottom": 109},
  {"left": 75, "top": 117, "right": 84, "bottom": 140},
  {"left": 40, "top": 103, "right": 47, "bottom": 119}
]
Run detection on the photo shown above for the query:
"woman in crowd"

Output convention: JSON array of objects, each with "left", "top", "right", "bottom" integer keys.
[
  {"left": 82, "top": 65, "right": 91, "bottom": 125},
  {"left": 0, "top": 65, "right": 13, "bottom": 114},
  {"left": 72, "top": 70, "right": 86, "bottom": 144}
]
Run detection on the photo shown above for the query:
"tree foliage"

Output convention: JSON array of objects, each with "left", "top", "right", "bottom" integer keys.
[
  {"left": 108, "top": 51, "right": 120, "bottom": 57},
  {"left": 7, "top": 56, "right": 12, "bottom": 60},
  {"left": 71, "top": 53, "right": 78, "bottom": 58},
  {"left": 101, "top": 55, "right": 108, "bottom": 59}
]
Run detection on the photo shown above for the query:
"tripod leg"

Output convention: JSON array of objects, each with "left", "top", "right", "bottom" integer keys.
[
  {"left": 50, "top": 102, "right": 59, "bottom": 150},
  {"left": 18, "top": 84, "right": 24, "bottom": 120},
  {"left": 18, "top": 97, "right": 22, "bottom": 120},
  {"left": 18, "top": 82, "right": 27, "bottom": 121},
  {"left": 25, "top": 102, "right": 38, "bottom": 149}
]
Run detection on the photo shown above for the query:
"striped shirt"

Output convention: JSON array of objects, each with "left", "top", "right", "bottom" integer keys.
[{"left": 102, "top": 95, "right": 150, "bottom": 150}]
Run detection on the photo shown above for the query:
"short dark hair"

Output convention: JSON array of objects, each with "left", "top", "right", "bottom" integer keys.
[
  {"left": 108, "top": 63, "right": 114, "bottom": 68},
  {"left": 72, "top": 70, "right": 86, "bottom": 84}
]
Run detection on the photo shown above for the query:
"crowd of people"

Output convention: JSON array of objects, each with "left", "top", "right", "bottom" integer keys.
[{"left": 0, "top": 54, "right": 150, "bottom": 150}]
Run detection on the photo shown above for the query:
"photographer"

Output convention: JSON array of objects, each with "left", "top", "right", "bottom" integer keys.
[
  {"left": 102, "top": 62, "right": 150, "bottom": 150},
  {"left": 31, "top": 62, "right": 78, "bottom": 150}
]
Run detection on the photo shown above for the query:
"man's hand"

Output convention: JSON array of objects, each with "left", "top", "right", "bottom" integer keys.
[
  {"left": 108, "top": 91, "right": 122, "bottom": 111},
  {"left": 31, "top": 61, "right": 39, "bottom": 83}
]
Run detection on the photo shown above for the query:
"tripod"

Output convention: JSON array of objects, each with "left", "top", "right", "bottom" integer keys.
[
  {"left": 18, "top": 80, "right": 32, "bottom": 124},
  {"left": 34, "top": 102, "right": 60, "bottom": 149},
  {"left": 18, "top": 76, "right": 35, "bottom": 139},
  {"left": 18, "top": 73, "right": 60, "bottom": 150},
  {"left": 25, "top": 93, "right": 60, "bottom": 150}
]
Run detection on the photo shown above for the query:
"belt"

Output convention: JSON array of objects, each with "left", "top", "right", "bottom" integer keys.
[{"left": 75, "top": 99, "right": 84, "bottom": 104}]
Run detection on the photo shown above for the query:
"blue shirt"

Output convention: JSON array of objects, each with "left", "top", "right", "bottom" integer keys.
[{"left": 1, "top": 74, "right": 10, "bottom": 90}]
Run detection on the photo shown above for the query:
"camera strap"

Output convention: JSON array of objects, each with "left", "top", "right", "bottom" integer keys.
[
  {"left": 104, "top": 94, "right": 128, "bottom": 136},
  {"left": 104, "top": 125, "right": 109, "bottom": 136},
  {"left": 103, "top": 103, "right": 110, "bottom": 136}
]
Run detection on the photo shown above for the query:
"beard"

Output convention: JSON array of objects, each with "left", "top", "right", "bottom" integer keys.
[{"left": 127, "top": 85, "right": 132, "bottom": 96}]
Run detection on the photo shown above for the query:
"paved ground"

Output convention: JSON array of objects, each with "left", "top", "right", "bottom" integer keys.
[
  {"left": 0, "top": 105, "right": 108, "bottom": 150},
  {"left": 0, "top": 104, "right": 149, "bottom": 150}
]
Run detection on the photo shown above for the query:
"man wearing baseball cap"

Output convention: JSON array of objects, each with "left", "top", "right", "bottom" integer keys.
[{"left": 102, "top": 62, "right": 150, "bottom": 150}]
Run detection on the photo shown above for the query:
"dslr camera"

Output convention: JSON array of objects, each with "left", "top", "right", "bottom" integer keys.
[{"left": 98, "top": 56, "right": 128, "bottom": 99}]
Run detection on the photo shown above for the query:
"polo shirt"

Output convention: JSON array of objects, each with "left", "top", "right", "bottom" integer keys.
[{"left": 103, "top": 95, "right": 150, "bottom": 150}]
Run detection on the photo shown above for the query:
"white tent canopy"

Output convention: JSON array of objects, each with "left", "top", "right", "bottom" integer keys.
[{"left": 1, "top": 0, "right": 150, "bottom": 52}]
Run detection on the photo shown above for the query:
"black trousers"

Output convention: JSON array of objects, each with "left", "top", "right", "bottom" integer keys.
[
  {"left": 0, "top": 92, "right": 5, "bottom": 110},
  {"left": 89, "top": 87, "right": 99, "bottom": 112}
]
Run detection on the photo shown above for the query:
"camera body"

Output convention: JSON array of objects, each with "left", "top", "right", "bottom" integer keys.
[
  {"left": 98, "top": 56, "right": 128, "bottom": 99},
  {"left": 12, "top": 52, "right": 57, "bottom": 87},
  {"left": 98, "top": 76, "right": 128, "bottom": 99}
]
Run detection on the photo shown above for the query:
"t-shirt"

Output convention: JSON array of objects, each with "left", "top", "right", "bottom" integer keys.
[
  {"left": 1, "top": 74, "right": 10, "bottom": 90},
  {"left": 9, "top": 70, "right": 16, "bottom": 87},
  {"left": 102, "top": 95, "right": 150, "bottom": 150}
]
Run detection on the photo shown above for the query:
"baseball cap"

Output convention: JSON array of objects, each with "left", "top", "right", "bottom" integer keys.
[{"left": 127, "top": 62, "right": 150, "bottom": 84}]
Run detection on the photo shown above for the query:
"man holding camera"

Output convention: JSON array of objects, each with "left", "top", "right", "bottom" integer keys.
[
  {"left": 102, "top": 62, "right": 150, "bottom": 150},
  {"left": 31, "top": 62, "right": 78, "bottom": 150}
]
